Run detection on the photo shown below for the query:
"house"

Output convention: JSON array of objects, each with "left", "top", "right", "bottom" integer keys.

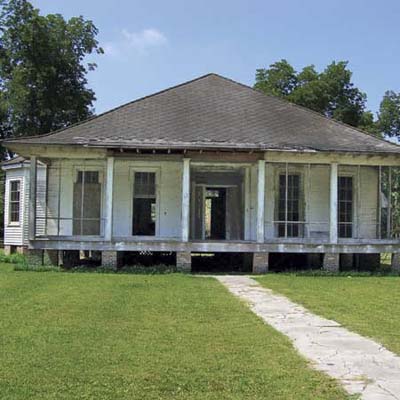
[{"left": 2, "top": 73, "right": 400, "bottom": 273}]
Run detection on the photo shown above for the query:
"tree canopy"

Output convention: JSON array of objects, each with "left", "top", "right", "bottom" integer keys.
[
  {"left": 255, "top": 60, "right": 400, "bottom": 138},
  {"left": 255, "top": 60, "right": 370, "bottom": 129},
  {"left": 378, "top": 91, "right": 400, "bottom": 138},
  {"left": 0, "top": 0, "right": 103, "bottom": 140}
]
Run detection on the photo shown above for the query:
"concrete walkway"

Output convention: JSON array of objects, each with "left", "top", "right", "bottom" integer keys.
[{"left": 216, "top": 276, "right": 400, "bottom": 400}]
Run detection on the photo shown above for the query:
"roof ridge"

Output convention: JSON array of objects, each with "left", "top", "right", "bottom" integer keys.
[
  {"left": 3, "top": 73, "right": 219, "bottom": 143},
  {"left": 210, "top": 73, "right": 399, "bottom": 148}
]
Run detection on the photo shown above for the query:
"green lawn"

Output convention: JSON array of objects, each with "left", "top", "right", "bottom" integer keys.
[
  {"left": 256, "top": 275, "right": 400, "bottom": 355},
  {"left": 0, "top": 263, "right": 349, "bottom": 400}
]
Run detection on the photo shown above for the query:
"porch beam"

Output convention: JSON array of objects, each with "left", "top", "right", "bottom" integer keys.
[
  {"left": 29, "top": 156, "right": 37, "bottom": 241},
  {"left": 264, "top": 151, "right": 400, "bottom": 166},
  {"left": 257, "top": 160, "right": 266, "bottom": 243},
  {"left": 181, "top": 158, "right": 191, "bottom": 242},
  {"left": 28, "top": 238, "right": 400, "bottom": 254},
  {"left": 329, "top": 162, "right": 338, "bottom": 243},
  {"left": 104, "top": 156, "right": 114, "bottom": 241}
]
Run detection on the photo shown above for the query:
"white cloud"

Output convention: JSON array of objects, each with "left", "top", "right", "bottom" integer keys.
[
  {"left": 103, "top": 42, "right": 119, "bottom": 56},
  {"left": 103, "top": 28, "right": 167, "bottom": 57},
  {"left": 122, "top": 28, "right": 167, "bottom": 50}
]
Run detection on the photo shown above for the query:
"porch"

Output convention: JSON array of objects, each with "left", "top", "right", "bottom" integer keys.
[{"left": 27, "top": 151, "right": 400, "bottom": 271}]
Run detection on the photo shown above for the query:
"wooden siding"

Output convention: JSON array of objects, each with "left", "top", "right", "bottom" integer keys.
[{"left": 4, "top": 165, "right": 46, "bottom": 246}]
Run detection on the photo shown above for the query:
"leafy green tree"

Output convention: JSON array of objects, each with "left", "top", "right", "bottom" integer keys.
[
  {"left": 378, "top": 91, "right": 400, "bottom": 138},
  {"left": 0, "top": 0, "right": 103, "bottom": 140},
  {"left": 255, "top": 60, "right": 298, "bottom": 97},
  {"left": 255, "top": 60, "right": 372, "bottom": 129}
]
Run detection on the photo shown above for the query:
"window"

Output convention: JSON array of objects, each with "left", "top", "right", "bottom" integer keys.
[
  {"left": 73, "top": 171, "right": 101, "bottom": 235},
  {"left": 9, "top": 180, "right": 21, "bottom": 223},
  {"left": 278, "top": 174, "right": 301, "bottom": 237},
  {"left": 132, "top": 172, "right": 156, "bottom": 235},
  {"left": 77, "top": 171, "right": 99, "bottom": 184},
  {"left": 338, "top": 176, "right": 353, "bottom": 238}
]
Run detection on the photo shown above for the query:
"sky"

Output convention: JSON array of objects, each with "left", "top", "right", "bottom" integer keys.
[{"left": 31, "top": 0, "right": 400, "bottom": 116}]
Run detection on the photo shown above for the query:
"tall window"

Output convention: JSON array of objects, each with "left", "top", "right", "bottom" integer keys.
[
  {"left": 278, "top": 174, "right": 301, "bottom": 237},
  {"left": 132, "top": 172, "right": 156, "bottom": 235},
  {"left": 338, "top": 176, "right": 353, "bottom": 238},
  {"left": 9, "top": 180, "right": 21, "bottom": 223},
  {"left": 73, "top": 171, "right": 101, "bottom": 235}
]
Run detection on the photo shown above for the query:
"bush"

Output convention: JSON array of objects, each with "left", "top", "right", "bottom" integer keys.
[
  {"left": 14, "top": 263, "right": 61, "bottom": 272},
  {"left": 0, "top": 250, "right": 26, "bottom": 264},
  {"left": 68, "top": 264, "right": 177, "bottom": 274},
  {"left": 292, "top": 268, "right": 400, "bottom": 277}
]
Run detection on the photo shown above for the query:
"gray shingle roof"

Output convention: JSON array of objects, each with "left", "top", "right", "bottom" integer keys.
[{"left": 4, "top": 73, "right": 400, "bottom": 154}]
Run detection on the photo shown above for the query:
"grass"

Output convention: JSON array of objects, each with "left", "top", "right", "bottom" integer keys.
[
  {"left": 256, "top": 274, "right": 400, "bottom": 355},
  {"left": 0, "top": 263, "right": 350, "bottom": 400}
]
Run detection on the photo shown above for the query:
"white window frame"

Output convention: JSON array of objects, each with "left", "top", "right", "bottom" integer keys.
[
  {"left": 72, "top": 166, "right": 105, "bottom": 236},
  {"left": 129, "top": 166, "right": 161, "bottom": 238},
  {"left": 337, "top": 172, "right": 357, "bottom": 239},
  {"left": 8, "top": 179, "right": 22, "bottom": 226},
  {"left": 274, "top": 165, "right": 305, "bottom": 238}
]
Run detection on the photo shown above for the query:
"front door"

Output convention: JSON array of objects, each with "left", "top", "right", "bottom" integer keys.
[{"left": 205, "top": 188, "right": 226, "bottom": 239}]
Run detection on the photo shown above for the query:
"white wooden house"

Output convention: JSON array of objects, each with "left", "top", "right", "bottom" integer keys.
[{"left": 3, "top": 74, "right": 400, "bottom": 272}]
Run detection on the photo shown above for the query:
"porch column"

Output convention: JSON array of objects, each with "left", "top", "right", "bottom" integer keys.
[
  {"left": 29, "top": 156, "right": 37, "bottom": 241},
  {"left": 256, "top": 160, "right": 266, "bottom": 243},
  {"left": 329, "top": 162, "right": 338, "bottom": 243},
  {"left": 104, "top": 156, "right": 114, "bottom": 241},
  {"left": 181, "top": 158, "right": 191, "bottom": 242}
]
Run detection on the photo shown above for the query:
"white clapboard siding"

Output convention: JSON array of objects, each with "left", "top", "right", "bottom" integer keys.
[
  {"left": 21, "top": 165, "right": 47, "bottom": 244},
  {"left": 4, "top": 163, "right": 47, "bottom": 246},
  {"left": 4, "top": 168, "right": 26, "bottom": 246}
]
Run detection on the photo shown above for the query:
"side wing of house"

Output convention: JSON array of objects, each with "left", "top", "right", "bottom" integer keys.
[{"left": 3, "top": 161, "right": 46, "bottom": 253}]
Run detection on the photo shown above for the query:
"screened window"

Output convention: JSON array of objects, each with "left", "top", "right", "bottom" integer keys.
[
  {"left": 77, "top": 171, "right": 99, "bottom": 184},
  {"left": 338, "top": 176, "right": 353, "bottom": 238},
  {"left": 132, "top": 172, "right": 156, "bottom": 236},
  {"left": 73, "top": 171, "right": 101, "bottom": 236},
  {"left": 9, "top": 180, "right": 21, "bottom": 223},
  {"left": 278, "top": 174, "right": 301, "bottom": 237}
]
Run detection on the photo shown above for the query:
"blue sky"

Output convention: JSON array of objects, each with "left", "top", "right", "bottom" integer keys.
[{"left": 32, "top": 0, "right": 400, "bottom": 116}]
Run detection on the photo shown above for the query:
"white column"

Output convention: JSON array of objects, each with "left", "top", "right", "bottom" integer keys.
[
  {"left": 104, "top": 156, "right": 114, "bottom": 241},
  {"left": 181, "top": 158, "right": 191, "bottom": 242},
  {"left": 29, "top": 156, "right": 37, "bottom": 241},
  {"left": 329, "top": 162, "right": 338, "bottom": 243},
  {"left": 256, "top": 160, "right": 266, "bottom": 243}
]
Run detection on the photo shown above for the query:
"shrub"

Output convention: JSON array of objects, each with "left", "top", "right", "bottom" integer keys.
[
  {"left": 14, "top": 263, "right": 61, "bottom": 272},
  {"left": 68, "top": 264, "right": 177, "bottom": 274},
  {"left": 293, "top": 269, "right": 400, "bottom": 277},
  {"left": 0, "top": 250, "right": 26, "bottom": 265}
]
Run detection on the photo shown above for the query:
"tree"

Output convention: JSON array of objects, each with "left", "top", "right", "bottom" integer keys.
[
  {"left": 254, "top": 60, "right": 298, "bottom": 97},
  {"left": 378, "top": 91, "right": 400, "bottom": 138},
  {"left": 255, "top": 60, "right": 373, "bottom": 129},
  {"left": 0, "top": 0, "right": 103, "bottom": 140}
]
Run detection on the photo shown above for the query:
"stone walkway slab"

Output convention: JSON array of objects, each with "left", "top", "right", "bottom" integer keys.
[{"left": 216, "top": 275, "right": 400, "bottom": 400}]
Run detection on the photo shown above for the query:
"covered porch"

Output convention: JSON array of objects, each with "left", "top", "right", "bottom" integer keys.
[{"left": 27, "top": 150, "right": 400, "bottom": 272}]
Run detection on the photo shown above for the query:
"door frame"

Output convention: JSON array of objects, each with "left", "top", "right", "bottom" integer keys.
[{"left": 194, "top": 183, "right": 241, "bottom": 240}]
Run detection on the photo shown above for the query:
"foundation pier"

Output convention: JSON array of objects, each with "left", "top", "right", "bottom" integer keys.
[
  {"left": 252, "top": 252, "right": 269, "bottom": 274},
  {"left": 323, "top": 253, "right": 339, "bottom": 272},
  {"left": 176, "top": 251, "right": 191, "bottom": 273},
  {"left": 391, "top": 253, "right": 400, "bottom": 272}
]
